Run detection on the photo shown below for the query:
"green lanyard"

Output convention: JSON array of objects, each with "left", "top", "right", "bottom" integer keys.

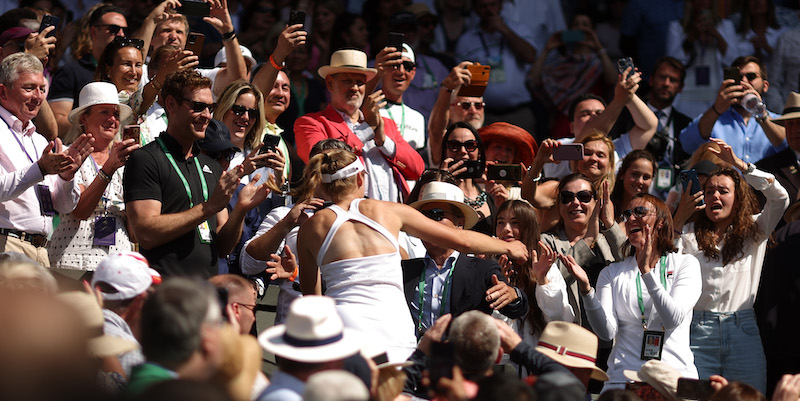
[
  {"left": 385, "top": 103, "right": 405, "bottom": 137},
  {"left": 417, "top": 259, "right": 455, "bottom": 335},
  {"left": 156, "top": 137, "right": 208, "bottom": 207},
  {"left": 636, "top": 255, "right": 668, "bottom": 329}
]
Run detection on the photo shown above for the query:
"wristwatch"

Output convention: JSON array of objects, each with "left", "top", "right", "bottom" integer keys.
[{"left": 744, "top": 162, "right": 756, "bottom": 175}]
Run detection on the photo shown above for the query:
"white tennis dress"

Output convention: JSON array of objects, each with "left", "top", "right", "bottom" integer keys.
[{"left": 316, "top": 199, "right": 417, "bottom": 362}]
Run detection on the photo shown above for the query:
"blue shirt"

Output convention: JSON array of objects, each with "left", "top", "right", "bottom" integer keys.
[
  {"left": 410, "top": 251, "right": 460, "bottom": 335},
  {"left": 679, "top": 107, "right": 786, "bottom": 164},
  {"left": 257, "top": 371, "right": 304, "bottom": 401}
]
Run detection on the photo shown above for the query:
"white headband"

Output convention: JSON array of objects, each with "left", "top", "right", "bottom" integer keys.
[{"left": 321, "top": 158, "right": 365, "bottom": 183}]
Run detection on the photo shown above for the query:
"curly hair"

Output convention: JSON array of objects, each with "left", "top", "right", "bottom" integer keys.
[
  {"left": 694, "top": 167, "right": 762, "bottom": 265},
  {"left": 161, "top": 69, "right": 212, "bottom": 117},
  {"left": 495, "top": 200, "right": 546, "bottom": 336},
  {"left": 291, "top": 149, "right": 359, "bottom": 202}
]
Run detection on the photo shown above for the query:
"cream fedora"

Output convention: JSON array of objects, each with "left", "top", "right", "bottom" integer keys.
[
  {"left": 535, "top": 321, "right": 609, "bottom": 381},
  {"left": 623, "top": 360, "right": 682, "bottom": 401},
  {"left": 57, "top": 291, "right": 139, "bottom": 358},
  {"left": 772, "top": 92, "right": 800, "bottom": 123},
  {"left": 410, "top": 181, "right": 480, "bottom": 229},
  {"left": 68, "top": 82, "right": 132, "bottom": 124},
  {"left": 318, "top": 49, "right": 377, "bottom": 80}
]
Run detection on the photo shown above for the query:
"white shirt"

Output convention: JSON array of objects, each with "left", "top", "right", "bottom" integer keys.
[
  {"left": 582, "top": 252, "right": 702, "bottom": 387},
  {"left": 0, "top": 105, "right": 80, "bottom": 236},
  {"left": 380, "top": 102, "right": 426, "bottom": 151},
  {"left": 677, "top": 168, "right": 789, "bottom": 312},
  {"left": 140, "top": 102, "right": 167, "bottom": 146}
]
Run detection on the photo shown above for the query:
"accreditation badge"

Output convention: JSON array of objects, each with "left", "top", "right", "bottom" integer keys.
[
  {"left": 197, "top": 220, "right": 212, "bottom": 244},
  {"left": 656, "top": 168, "right": 673, "bottom": 190},
  {"left": 641, "top": 330, "right": 665, "bottom": 360},
  {"left": 93, "top": 216, "right": 116, "bottom": 246}
]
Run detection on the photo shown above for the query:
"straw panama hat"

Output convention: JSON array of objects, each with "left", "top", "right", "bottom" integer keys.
[
  {"left": 318, "top": 49, "right": 377, "bottom": 80},
  {"left": 535, "top": 321, "right": 609, "bottom": 381},
  {"left": 771, "top": 92, "right": 800, "bottom": 123},
  {"left": 68, "top": 82, "right": 132, "bottom": 124},
  {"left": 410, "top": 181, "right": 481, "bottom": 229},
  {"left": 258, "top": 296, "right": 361, "bottom": 363}
]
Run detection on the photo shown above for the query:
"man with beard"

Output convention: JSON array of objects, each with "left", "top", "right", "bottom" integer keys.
[{"left": 680, "top": 56, "right": 787, "bottom": 164}]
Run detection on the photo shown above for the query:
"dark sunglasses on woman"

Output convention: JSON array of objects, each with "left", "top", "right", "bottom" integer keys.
[
  {"left": 446, "top": 140, "right": 479, "bottom": 152},
  {"left": 559, "top": 190, "right": 595, "bottom": 204},
  {"left": 621, "top": 206, "right": 652, "bottom": 221},
  {"left": 96, "top": 24, "right": 131, "bottom": 37},
  {"left": 231, "top": 104, "right": 258, "bottom": 119}
]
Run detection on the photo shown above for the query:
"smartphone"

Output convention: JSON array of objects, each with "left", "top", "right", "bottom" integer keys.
[
  {"left": 387, "top": 32, "right": 404, "bottom": 52},
  {"left": 552, "top": 143, "right": 584, "bottom": 161},
  {"left": 185, "top": 32, "right": 205, "bottom": 56},
  {"left": 486, "top": 164, "right": 522, "bottom": 181},
  {"left": 39, "top": 14, "right": 59, "bottom": 38},
  {"left": 457, "top": 64, "right": 491, "bottom": 97},
  {"left": 561, "top": 30, "right": 585, "bottom": 44},
  {"left": 448, "top": 159, "right": 483, "bottom": 179},
  {"left": 679, "top": 169, "right": 705, "bottom": 206},
  {"left": 258, "top": 134, "right": 281, "bottom": 155},
  {"left": 617, "top": 57, "right": 635, "bottom": 79},
  {"left": 177, "top": 0, "right": 211, "bottom": 17},
  {"left": 677, "top": 378, "right": 714, "bottom": 401},
  {"left": 723, "top": 66, "right": 741, "bottom": 85},
  {"left": 315, "top": 201, "right": 334, "bottom": 212},
  {"left": 289, "top": 10, "right": 305, "bottom": 29},
  {"left": 428, "top": 342, "right": 454, "bottom": 388},
  {"left": 122, "top": 125, "right": 140, "bottom": 143}
]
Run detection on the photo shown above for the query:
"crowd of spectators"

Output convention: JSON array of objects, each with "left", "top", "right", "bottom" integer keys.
[{"left": 5, "top": 0, "right": 800, "bottom": 400}]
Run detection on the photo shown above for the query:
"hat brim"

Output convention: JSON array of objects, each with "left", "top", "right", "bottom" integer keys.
[
  {"left": 535, "top": 345, "right": 609, "bottom": 381},
  {"left": 68, "top": 102, "right": 133, "bottom": 125},
  {"left": 258, "top": 325, "right": 362, "bottom": 363},
  {"left": 88, "top": 335, "right": 139, "bottom": 358},
  {"left": 771, "top": 112, "right": 800, "bottom": 123},
  {"left": 318, "top": 66, "right": 377, "bottom": 81},
  {"left": 479, "top": 128, "right": 538, "bottom": 167},
  {"left": 410, "top": 199, "right": 480, "bottom": 229}
]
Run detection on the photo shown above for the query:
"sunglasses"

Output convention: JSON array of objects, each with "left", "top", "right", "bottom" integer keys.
[
  {"left": 741, "top": 72, "right": 760, "bottom": 81},
  {"left": 446, "top": 139, "right": 479, "bottom": 152},
  {"left": 454, "top": 101, "right": 485, "bottom": 111},
  {"left": 231, "top": 104, "right": 258, "bottom": 119},
  {"left": 421, "top": 208, "right": 461, "bottom": 222},
  {"left": 110, "top": 36, "right": 144, "bottom": 49},
  {"left": 621, "top": 206, "right": 653, "bottom": 221},
  {"left": 175, "top": 96, "right": 217, "bottom": 113},
  {"left": 396, "top": 60, "right": 415, "bottom": 71},
  {"left": 94, "top": 24, "right": 130, "bottom": 36},
  {"left": 559, "top": 190, "right": 595, "bottom": 204}
]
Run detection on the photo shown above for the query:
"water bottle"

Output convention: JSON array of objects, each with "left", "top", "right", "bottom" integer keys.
[{"left": 742, "top": 93, "right": 766, "bottom": 118}]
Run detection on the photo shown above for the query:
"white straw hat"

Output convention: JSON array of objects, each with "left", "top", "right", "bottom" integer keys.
[
  {"left": 68, "top": 82, "right": 132, "bottom": 124},
  {"left": 410, "top": 181, "right": 480, "bottom": 229}
]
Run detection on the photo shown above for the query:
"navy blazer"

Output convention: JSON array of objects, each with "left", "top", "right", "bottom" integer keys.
[{"left": 401, "top": 255, "right": 529, "bottom": 325}]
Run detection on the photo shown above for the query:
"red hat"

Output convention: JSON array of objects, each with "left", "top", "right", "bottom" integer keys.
[
  {"left": 478, "top": 122, "right": 538, "bottom": 166},
  {"left": 0, "top": 27, "right": 34, "bottom": 47}
]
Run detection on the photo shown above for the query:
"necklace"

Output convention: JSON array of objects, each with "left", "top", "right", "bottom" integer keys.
[{"left": 464, "top": 191, "right": 488, "bottom": 208}]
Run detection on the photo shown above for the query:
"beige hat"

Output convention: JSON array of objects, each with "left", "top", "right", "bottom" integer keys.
[
  {"left": 623, "top": 360, "right": 682, "bottom": 401},
  {"left": 318, "top": 49, "right": 377, "bottom": 80},
  {"left": 68, "top": 82, "right": 132, "bottom": 124},
  {"left": 772, "top": 92, "right": 800, "bottom": 123},
  {"left": 535, "top": 321, "right": 609, "bottom": 381},
  {"left": 57, "top": 291, "right": 139, "bottom": 358},
  {"left": 410, "top": 181, "right": 480, "bottom": 229}
]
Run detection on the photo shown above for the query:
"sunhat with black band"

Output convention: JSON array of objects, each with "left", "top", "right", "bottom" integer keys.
[
  {"left": 535, "top": 321, "right": 609, "bottom": 381},
  {"left": 410, "top": 181, "right": 480, "bottom": 229},
  {"left": 318, "top": 49, "right": 377, "bottom": 81},
  {"left": 258, "top": 295, "right": 361, "bottom": 363},
  {"left": 772, "top": 92, "right": 800, "bottom": 123},
  {"left": 68, "top": 82, "right": 132, "bottom": 124}
]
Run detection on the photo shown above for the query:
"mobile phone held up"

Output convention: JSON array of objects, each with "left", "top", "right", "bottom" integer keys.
[
  {"left": 486, "top": 164, "right": 522, "bottom": 182},
  {"left": 723, "top": 66, "right": 741, "bottom": 85},
  {"left": 676, "top": 378, "right": 714, "bottom": 401},
  {"left": 679, "top": 169, "right": 705, "bottom": 206},
  {"left": 552, "top": 143, "right": 584, "bottom": 161},
  {"left": 177, "top": 0, "right": 211, "bottom": 17},
  {"left": 448, "top": 159, "right": 483, "bottom": 179},
  {"left": 289, "top": 10, "right": 305, "bottom": 29},
  {"left": 617, "top": 57, "right": 635, "bottom": 79},
  {"left": 387, "top": 32, "right": 404, "bottom": 52},
  {"left": 123, "top": 125, "right": 140, "bottom": 143},
  {"left": 457, "top": 64, "right": 491, "bottom": 98},
  {"left": 186, "top": 32, "right": 205, "bottom": 56},
  {"left": 258, "top": 134, "right": 281, "bottom": 155},
  {"left": 39, "top": 14, "right": 59, "bottom": 38},
  {"left": 561, "top": 30, "right": 585, "bottom": 44}
]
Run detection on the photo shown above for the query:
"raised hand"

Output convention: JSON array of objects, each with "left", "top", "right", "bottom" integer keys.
[
  {"left": 599, "top": 180, "right": 614, "bottom": 228},
  {"left": 485, "top": 179, "right": 509, "bottom": 207},
  {"left": 635, "top": 224, "right": 655, "bottom": 274},
  {"left": 104, "top": 138, "right": 140, "bottom": 173},
  {"left": 203, "top": 0, "right": 234, "bottom": 34},
  {"left": 374, "top": 46, "right": 402, "bottom": 75},
  {"left": 266, "top": 245, "right": 298, "bottom": 280},
  {"left": 25, "top": 27, "right": 57, "bottom": 63},
  {"left": 362, "top": 89, "right": 386, "bottom": 130},
  {"left": 559, "top": 254, "right": 591, "bottom": 294},
  {"left": 207, "top": 165, "right": 244, "bottom": 212},
  {"left": 493, "top": 318, "right": 523, "bottom": 353},
  {"left": 708, "top": 138, "right": 747, "bottom": 171},
  {"left": 533, "top": 240, "right": 556, "bottom": 285},
  {"left": 673, "top": 183, "right": 705, "bottom": 234},
  {"left": 273, "top": 23, "right": 307, "bottom": 62},
  {"left": 59, "top": 134, "right": 95, "bottom": 180},
  {"left": 485, "top": 274, "right": 518, "bottom": 310},
  {"left": 441, "top": 61, "right": 474, "bottom": 92},
  {"left": 236, "top": 173, "right": 270, "bottom": 212},
  {"left": 440, "top": 157, "right": 466, "bottom": 178},
  {"left": 38, "top": 138, "right": 74, "bottom": 175},
  {"left": 497, "top": 254, "right": 514, "bottom": 280},
  {"left": 506, "top": 240, "right": 529, "bottom": 265}
]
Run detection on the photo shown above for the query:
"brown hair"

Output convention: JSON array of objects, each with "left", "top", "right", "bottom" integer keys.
[
  {"left": 611, "top": 150, "right": 657, "bottom": 220},
  {"left": 161, "top": 69, "right": 212, "bottom": 117},
  {"left": 683, "top": 141, "right": 728, "bottom": 170},
  {"left": 495, "top": 200, "right": 546, "bottom": 336},
  {"left": 709, "top": 382, "right": 766, "bottom": 401},
  {"left": 694, "top": 167, "right": 762, "bottom": 265},
  {"left": 628, "top": 193, "right": 677, "bottom": 256},
  {"left": 291, "top": 149, "right": 359, "bottom": 202},
  {"left": 732, "top": 55, "right": 768, "bottom": 81}
]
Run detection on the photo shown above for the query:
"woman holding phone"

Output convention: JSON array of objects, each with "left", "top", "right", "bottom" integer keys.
[{"left": 676, "top": 138, "right": 789, "bottom": 393}]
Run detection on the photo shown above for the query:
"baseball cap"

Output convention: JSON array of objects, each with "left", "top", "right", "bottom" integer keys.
[{"left": 91, "top": 252, "right": 161, "bottom": 301}]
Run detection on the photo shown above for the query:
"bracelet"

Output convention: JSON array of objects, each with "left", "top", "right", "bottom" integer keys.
[
  {"left": 288, "top": 266, "right": 299, "bottom": 281},
  {"left": 221, "top": 30, "right": 236, "bottom": 41},
  {"left": 97, "top": 169, "right": 112, "bottom": 182},
  {"left": 673, "top": 229, "right": 682, "bottom": 235},
  {"left": 269, "top": 54, "right": 283, "bottom": 70},
  {"left": 712, "top": 105, "right": 724, "bottom": 116},
  {"left": 149, "top": 78, "right": 162, "bottom": 90},
  {"left": 527, "top": 166, "right": 543, "bottom": 183}
]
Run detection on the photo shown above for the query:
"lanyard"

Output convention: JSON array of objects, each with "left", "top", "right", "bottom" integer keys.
[
  {"left": 2, "top": 116, "right": 38, "bottom": 163},
  {"left": 478, "top": 32, "right": 505, "bottom": 59},
  {"left": 418, "top": 56, "right": 439, "bottom": 89},
  {"left": 89, "top": 155, "right": 112, "bottom": 210},
  {"left": 636, "top": 255, "right": 668, "bottom": 329},
  {"left": 385, "top": 103, "right": 405, "bottom": 137},
  {"left": 291, "top": 80, "right": 307, "bottom": 117},
  {"left": 417, "top": 259, "right": 455, "bottom": 334},
  {"left": 156, "top": 137, "right": 208, "bottom": 207}
]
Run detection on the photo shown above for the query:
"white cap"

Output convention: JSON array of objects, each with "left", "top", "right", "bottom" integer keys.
[
  {"left": 401, "top": 43, "right": 415, "bottom": 63},
  {"left": 214, "top": 44, "right": 257, "bottom": 69},
  {"left": 90, "top": 252, "right": 161, "bottom": 301}
]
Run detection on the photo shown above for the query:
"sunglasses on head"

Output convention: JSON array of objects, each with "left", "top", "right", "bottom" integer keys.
[
  {"left": 621, "top": 206, "right": 652, "bottom": 221},
  {"left": 421, "top": 208, "right": 461, "bottom": 222},
  {"left": 420, "top": 168, "right": 456, "bottom": 181},
  {"left": 231, "top": 104, "right": 258, "bottom": 119},
  {"left": 446, "top": 139, "right": 479, "bottom": 152},
  {"left": 741, "top": 72, "right": 760, "bottom": 81},
  {"left": 559, "top": 190, "right": 594, "bottom": 204},
  {"left": 454, "top": 101, "right": 485, "bottom": 111},
  {"left": 175, "top": 96, "right": 217, "bottom": 113},
  {"left": 95, "top": 24, "right": 130, "bottom": 36},
  {"left": 110, "top": 36, "right": 144, "bottom": 49}
]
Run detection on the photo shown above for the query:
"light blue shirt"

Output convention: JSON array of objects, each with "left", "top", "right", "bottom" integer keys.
[
  {"left": 679, "top": 107, "right": 786, "bottom": 164},
  {"left": 411, "top": 251, "right": 460, "bottom": 335},
  {"left": 257, "top": 370, "right": 304, "bottom": 401}
]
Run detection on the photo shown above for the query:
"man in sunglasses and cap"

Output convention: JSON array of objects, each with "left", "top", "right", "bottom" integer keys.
[
  {"left": 295, "top": 48, "right": 423, "bottom": 202},
  {"left": 402, "top": 181, "right": 527, "bottom": 337}
]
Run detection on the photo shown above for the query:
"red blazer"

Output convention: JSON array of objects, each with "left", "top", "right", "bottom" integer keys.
[{"left": 294, "top": 105, "right": 424, "bottom": 195}]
